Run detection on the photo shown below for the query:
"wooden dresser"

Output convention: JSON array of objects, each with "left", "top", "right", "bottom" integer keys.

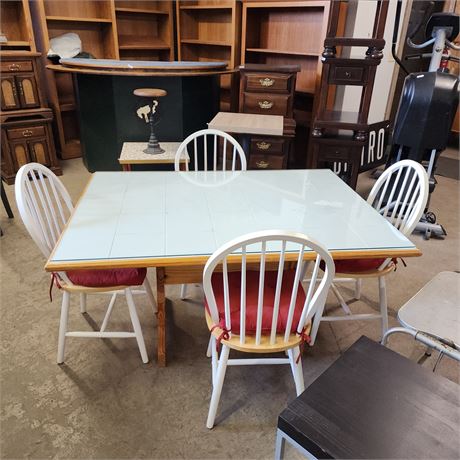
[
  {"left": 239, "top": 64, "right": 298, "bottom": 169},
  {"left": 0, "top": 0, "right": 61, "bottom": 185}
]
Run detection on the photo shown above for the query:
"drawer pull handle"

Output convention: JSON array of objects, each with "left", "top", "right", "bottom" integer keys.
[
  {"left": 8, "top": 64, "right": 20, "bottom": 71},
  {"left": 259, "top": 78, "right": 275, "bottom": 87},
  {"left": 256, "top": 160, "right": 270, "bottom": 169},
  {"left": 22, "top": 130, "right": 33, "bottom": 137},
  {"left": 344, "top": 71, "right": 351, "bottom": 77},
  {"left": 258, "top": 100, "right": 273, "bottom": 110},
  {"left": 256, "top": 141, "right": 271, "bottom": 150}
]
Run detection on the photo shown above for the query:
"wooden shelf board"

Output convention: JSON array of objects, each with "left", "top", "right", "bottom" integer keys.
[
  {"left": 179, "top": 5, "right": 233, "bottom": 10},
  {"left": 46, "top": 16, "right": 112, "bottom": 23},
  {"left": 181, "top": 39, "right": 232, "bottom": 47},
  {"left": 115, "top": 7, "right": 169, "bottom": 15},
  {"left": 119, "top": 42, "right": 170, "bottom": 50},
  {"left": 0, "top": 41, "right": 30, "bottom": 47},
  {"left": 246, "top": 48, "right": 319, "bottom": 57}
]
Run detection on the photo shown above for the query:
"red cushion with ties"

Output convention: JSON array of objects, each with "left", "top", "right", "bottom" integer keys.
[
  {"left": 333, "top": 258, "right": 387, "bottom": 274},
  {"left": 204, "top": 269, "right": 306, "bottom": 334},
  {"left": 66, "top": 268, "right": 147, "bottom": 288}
]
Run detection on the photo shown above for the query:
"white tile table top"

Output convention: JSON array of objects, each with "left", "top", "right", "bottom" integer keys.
[
  {"left": 208, "top": 112, "right": 284, "bottom": 136},
  {"left": 47, "top": 169, "right": 419, "bottom": 270},
  {"left": 398, "top": 271, "right": 460, "bottom": 346},
  {"left": 119, "top": 142, "right": 188, "bottom": 164}
]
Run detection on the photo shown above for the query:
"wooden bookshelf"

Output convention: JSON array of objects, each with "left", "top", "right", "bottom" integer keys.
[
  {"left": 176, "top": 0, "right": 241, "bottom": 112},
  {"left": 115, "top": 1, "right": 174, "bottom": 61},
  {"left": 29, "top": 0, "right": 174, "bottom": 159},
  {"left": 0, "top": 0, "right": 36, "bottom": 52}
]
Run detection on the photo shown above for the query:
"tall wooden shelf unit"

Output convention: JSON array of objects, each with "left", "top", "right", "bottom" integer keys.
[
  {"left": 30, "top": 0, "right": 174, "bottom": 159},
  {"left": 176, "top": 1, "right": 241, "bottom": 111},
  {"left": 241, "top": 1, "right": 331, "bottom": 166},
  {"left": 0, "top": 0, "right": 61, "bottom": 184}
]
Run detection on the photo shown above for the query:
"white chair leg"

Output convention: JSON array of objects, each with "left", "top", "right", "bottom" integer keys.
[
  {"left": 206, "top": 335, "right": 213, "bottom": 358},
  {"left": 378, "top": 276, "right": 388, "bottom": 339},
  {"left": 206, "top": 344, "right": 230, "bottom": 429},
  {"left": 211, "top": 336, "right": 217, "bottom": 386},
  {"left": 100, "top": 293, "right": 117, "bottom": 332},
  {"left": 180, "top": 283, "right": 187, "bottom": 300},
  {"left": 331, "top": 283, "right": 352, "bottom": 315},
  {"left": 57, "top": 291, "right": 71, "bottom": 364},
  {"left": 79, "top": 293, "right": 87, "bottom": 313},
  {"left": 287, "top": 347, "right": 305, "bottom": 396},
  {"left": 143, "top": 278, "right": 157, "bottom": 314},
  {"left": 355, "top": 278, "right": 362, "bottom": 300},
  {"left": 125, "top": 288, "right": 148, "bottom": 364}
]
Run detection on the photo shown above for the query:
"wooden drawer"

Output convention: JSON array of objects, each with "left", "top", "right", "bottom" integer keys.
[
  {"left": 251, "top": 137, "right": 285, "bottom": 155},
  {"left": 242, "top": 92, "right": 291, "bottom": 116},
  {"left": 317, "top": 143, "right": 361, "bottom": 161},
  {"left": 7, "top": 125, "right": 46, "bottom": 140},
  {"left": 249, "top": 153, "right": 287, "bottom": 170},
  {"left": 245, "top": 73, "right": 293, "bottom": 93},
  {"left": 328, "top": 65, "right": 367, "bottom": 86},
  {"left": 1, "top": 60, "right": 33, "bottom": 73}
]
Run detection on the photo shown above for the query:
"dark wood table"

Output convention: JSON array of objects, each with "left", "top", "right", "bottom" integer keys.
[{"left": 276, "top": 336, "right": 460, "bottom": 459}]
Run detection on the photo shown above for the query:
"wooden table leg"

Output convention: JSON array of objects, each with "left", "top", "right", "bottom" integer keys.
[{"left": 156, "top": 267, "right": 166, "bottom": 367}]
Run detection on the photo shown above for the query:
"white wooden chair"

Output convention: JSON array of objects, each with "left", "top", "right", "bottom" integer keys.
[
  {"left": 311, "top": 159, "right": 429, "bottom": 343},
  {"left": 174, "top": 128, "right": 246, "bottom": 172},
  {"left": 202, "top": 230, "right": 335, "bottom": 428},
  {"left": 15, "top": 163, "right": 156, "bottom": 364},
  {"left": 175, "top": 128, "right": 247, "bottom": 299}
]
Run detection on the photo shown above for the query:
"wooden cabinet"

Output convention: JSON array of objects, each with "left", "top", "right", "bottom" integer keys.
[
  {"left": 1, "top": 109, "right": 61, "bottom": 184},
  {"left": 176, "top": 1, "right": 241, "bottom": 111},
  {"left": 0, "top": 58, "right": 42, "bottom": 110},
  {"left": 1, "top": 2, "right": 61, "bottom": 185}
]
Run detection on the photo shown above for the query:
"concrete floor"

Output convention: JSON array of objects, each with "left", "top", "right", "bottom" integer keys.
[{"left": 1, "top": 157, "right": 459, "bottom": 459}]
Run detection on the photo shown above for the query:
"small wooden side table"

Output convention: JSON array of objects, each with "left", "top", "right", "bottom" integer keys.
[{"left": 118, "top": 142, "right": 188, "bottom": 171}]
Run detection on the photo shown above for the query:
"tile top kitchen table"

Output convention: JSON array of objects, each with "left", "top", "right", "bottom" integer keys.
[{"left": 46, "top": 169, "right": 421, "bottom": 271}]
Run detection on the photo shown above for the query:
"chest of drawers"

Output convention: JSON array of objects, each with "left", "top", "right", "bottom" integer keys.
[{"left": 239, "top": 64, "right": 299, "bottom": 169}]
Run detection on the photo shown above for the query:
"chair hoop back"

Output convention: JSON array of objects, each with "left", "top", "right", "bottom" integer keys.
[
  {"left": 174, "top": 128, "right": 247, "bottom": 172},
  {"left": 367, "top": 159, "right": 429, "bottom": 236},
  {"left": 15, "top": 163, "right": 73, "bottom": 258},
  {"left": 203, "top": 230, "right": 335, "bottom": 346}
]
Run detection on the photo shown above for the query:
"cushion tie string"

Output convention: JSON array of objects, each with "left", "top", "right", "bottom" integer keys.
[
  {"left": 391, "top": 257, "right": 407, "bottom": 271},
  {"left": 296, "top": 326, "right": 312, "bottom": 364},
  {"left": 49, "top": 272, "right": 62, "bottom": 302},
  {"left": 210, "top": 324, "right": 230, "bottom": 352}
]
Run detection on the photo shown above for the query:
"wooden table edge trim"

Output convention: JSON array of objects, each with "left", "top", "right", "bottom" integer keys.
[{"left": 45, "top": 248, "right": 422, "bottom": 272}]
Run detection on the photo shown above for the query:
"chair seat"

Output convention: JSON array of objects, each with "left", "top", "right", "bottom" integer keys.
[
  {"left": 204, "top": 269, "right": 306, "bottom": 334},
  {"left": 66, "top": 268, "right": 146, "bottom": 288},
  {"left": 333, "top": 258, "right": 387, "bottom": 274}
]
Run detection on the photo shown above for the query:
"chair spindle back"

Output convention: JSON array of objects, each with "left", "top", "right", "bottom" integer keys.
[
  {"left": 367, "top": 159, "right": 429, "bottom": 236},
  {"left": 175, "top": 128, "right": 247, "bottom": 172},
  {"left": 203, "top": 231, "right": 335, "bottom": 345},
  {"left": 15, "top": 163, "right": 73, "bottom": 258}
]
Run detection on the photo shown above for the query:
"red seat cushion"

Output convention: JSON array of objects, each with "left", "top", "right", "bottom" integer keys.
[
  {"left": 334, "top": 258, "right": 386, "bottom": 274},
  {"left": 204, "top": 269, "right": 306, "bottom": 334},
  {"left": 66, "top": 268, "right": 146, "bottom": 288}
]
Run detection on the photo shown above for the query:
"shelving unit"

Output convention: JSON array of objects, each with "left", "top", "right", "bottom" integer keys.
[
  {"left": 29, "top": 0, "right": 174, "bottom": 159},
  {"left": 241, "top": 1, "right": 331, "bottom": 167},
  {"left": 115, "top": 1, "right": 173, "bottom": 61},
  {"left": 176, "top": 1, "right": 241, "bottom": 112},
  {"left": 0, "top": 0, "right": 36, "bottom": 52}
]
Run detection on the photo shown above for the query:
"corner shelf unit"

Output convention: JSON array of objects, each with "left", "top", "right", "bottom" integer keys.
[
  {"left": 241, "top": 1, "right": 330, "bottom": 114},
  {"left": 0, "top": 0, "right": 36, "bottom": 52},
  {"left": 30, "top": 0, "right": 174, "bottom": 159},
  {"left": 176, "top": 1, "right": 241, "bottom": 112}
]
